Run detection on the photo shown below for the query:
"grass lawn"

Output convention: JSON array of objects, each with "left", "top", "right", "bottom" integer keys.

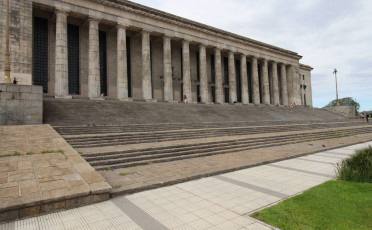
[{"left": 251, "top": 180, "right": 372, "bottom": 230}]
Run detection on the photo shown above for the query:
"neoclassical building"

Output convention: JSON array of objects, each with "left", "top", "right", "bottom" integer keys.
[{"left": 0, "top": 0, "right": 313, "bottom": 106}]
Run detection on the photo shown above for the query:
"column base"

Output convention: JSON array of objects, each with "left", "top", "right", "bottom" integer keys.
[
  {"left": 55, "top": 95, "right": 72, "bottom": 99},
  {"left": 90, "top": 97, "right": 105, "bottom": 101},
  {"left": 145, "top": 99, "right": 158, "bottom": 103},
  {"left": 119, "top": 98, "right": 133, "bottom": 102}
]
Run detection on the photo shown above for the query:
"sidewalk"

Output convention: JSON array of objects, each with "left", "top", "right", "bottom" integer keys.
[
  {"left": 2, "top": 141, "right": 370, "bottom": 229},
  {"left": 0, "top": 125, "right": 112, "bottom": 222}
]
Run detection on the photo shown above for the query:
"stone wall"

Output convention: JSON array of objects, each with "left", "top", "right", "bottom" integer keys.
[
  {"left": 324, "top": 106, "right": 356, "bottom": 118},
  {"left": 0, "top": 84, "right": 43, "bottom": 125},
  {"left": 0, "top": 0, "right": 33, "bottom": 85}
]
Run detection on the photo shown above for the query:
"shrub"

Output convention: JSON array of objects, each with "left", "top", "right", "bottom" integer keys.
[{"left": 336, "top": 146, "right": 372, "bottom": 183}]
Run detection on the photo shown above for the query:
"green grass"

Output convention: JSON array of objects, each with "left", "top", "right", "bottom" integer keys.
[
  {"left": 112, "top": 185, "right": 122, "bottom": 189},
  {"left": 119, "top": 173, "right": 128, "bottom": 176},
  {"left": 40, "top": 149, "right": 64, "bottom": 154},
  {"left": 251, "top": 180, "right": 372, "bottom": 230},
  {"left": 336, "top": 146, "right": 372, "bottom": 183}
]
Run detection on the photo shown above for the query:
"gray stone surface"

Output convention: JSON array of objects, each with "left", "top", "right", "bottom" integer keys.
[{"left": 0, "top": 84, "right": 42, "bottom": 125}]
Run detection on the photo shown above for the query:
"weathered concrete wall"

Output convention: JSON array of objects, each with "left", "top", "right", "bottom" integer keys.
[
  {"left": 324, "top": 106, "right": 356, "bottom": 118},
  {"left": 0, "top": 84, "right": 43, "bottom": 125}
]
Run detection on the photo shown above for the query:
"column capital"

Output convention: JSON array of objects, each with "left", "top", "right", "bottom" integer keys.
[
  {"left": 182, "top": 39, "right": 191, "bottom": 45},
  {"left": 240, "top": 53, "right": 247, "bottom": 59},
  {"left": 163, "top": 35, "right": 172, "bottom": 40},
  {"left": 116, "top": 23, "right": 127, "bottom": 29},
  {"left": 87, "top": 17, "right": 100, "bottom": 23},
  {"left": 198, "top": 43, "right": 206, "bottom": 49},
  {"left": 55, "top": 8, "right": 69, "bottom": 16},
  {"left": 141, "top": 29, "right": 151, "bottom": 35},
  {"left": 228, "top": 51, "right": 235, "bottom": 56}
]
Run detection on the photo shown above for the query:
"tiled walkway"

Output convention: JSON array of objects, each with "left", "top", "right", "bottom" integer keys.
[{"left": 1, "top": 142, "right": 371, "bottom": 230}]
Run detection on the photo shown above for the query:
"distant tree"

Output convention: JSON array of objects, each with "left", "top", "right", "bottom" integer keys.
[{"left": 324, "top": 97, "right": 360, "bottom": 115}]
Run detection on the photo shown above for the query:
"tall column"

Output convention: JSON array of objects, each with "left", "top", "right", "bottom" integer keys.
[
  {"left": 293, "top": 66, "right": 301, "bottom": 105},
  {"left": 271, "top": 62, "right": 279, "bottom": 105},
  {"left": 182, "top": 40, "right": 192, "bottom": 102},
  {"left": 287, "top": 65, "right": 295, "bottom": 105},
  {"left": 214, "top": 48, "right": 223, "bottom": 104},
  {"left": 251, "top": 57, "right": 260, "bottom": 105},
  {"left": 117, "top": 25, "right": 128, "bottom": 100},
  {"left": 228, "top": 51, "right": 237, "bottom": 103},
  {"left": 55, "top": 10, "right": 69, "bottom": 98},
  {"left": 141, "top": 30, "right": 152, "bottom": 100},
  {"left": 261, "top": 59, "right": 270, "bottom": 104},
  {"left": 88, "top": 18, "right": 100, "bottom": 99},
  {"left": 163, "top": 36, "right": 173, "bottom": 102},
  {"left": 199, "top": 44, "right": 208, "bottom": 103},
  {"left": 280, "top": 63, "right": 288, "bottom": 106},
  {"left": 240, "top": 55, "right": 249, "bottom": 104}
]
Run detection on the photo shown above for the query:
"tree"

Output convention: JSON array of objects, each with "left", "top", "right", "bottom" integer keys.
[{"left": 324, "top": 97, "right": 360, "bottom": 115}]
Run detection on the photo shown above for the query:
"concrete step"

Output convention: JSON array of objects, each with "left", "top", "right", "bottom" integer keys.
[
  {"left": 85, "top": 127, "right": 372, "bottom": 170},
  {"left": 44, "top": 98, "right": 349, "bottom": 127},
  {"left": 65, "top": 122, "right": 368, "bottom": 148}
]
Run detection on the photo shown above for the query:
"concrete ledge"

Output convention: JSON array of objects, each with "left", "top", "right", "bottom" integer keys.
[
  {"left": 0, "top": 84, "right": 43, "bottom": 125},
  {"left": 0, "top": 125, "right": 112, "bottom": 223},
  {"left": 119, "top": 98, "right": 134, "bottom": 102}
]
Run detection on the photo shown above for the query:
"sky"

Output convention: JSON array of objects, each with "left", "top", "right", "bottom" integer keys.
[{"left": 131, "top": 0, "right": 372, "bottom": 111}]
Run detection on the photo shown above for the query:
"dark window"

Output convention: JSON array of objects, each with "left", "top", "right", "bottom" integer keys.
[
  {"left": 247, "top": 62, "right": 252, "bottom": 103},
  {"left": 197, "top": 52, "right": 200, "bottom": 82},
  {"left": 235, "top": 60, "right": 241, "bottom": 103},
  {"left": 258, "top": 63, "right": 262, "bottom": 103},
  {"left": 224, "top": 87, "right": 229, "bottom": 103},
  {"left": 197, "top": 85, "right": 201, "bottom": 102},
  {"left": 181, "top": 48, "right": 183, "bottom": 80},
  {"left": 127, "top": 37, "right": 132, "bottom": 97},
  {"left": 211, "top": 54, "right": 215, "bottom": 83},
  {"left": 211, "top": 86, "right": 216, "bottom": 103},
  {"left": 224, "top": 57, "right": 229, "bottom": 84},
  {"left": 33, "top": 17, "right": 48, "bottom": 93},
  {"left": 67, "top": 24, "right": 80, "bottom": 95},
  {"left": 99, "top": 31, "right": 107, "bottom": 96}
]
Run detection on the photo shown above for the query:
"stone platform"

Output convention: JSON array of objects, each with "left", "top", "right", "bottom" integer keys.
[{"left": 0, "top": 125, "right": 112, "bottom": 222}]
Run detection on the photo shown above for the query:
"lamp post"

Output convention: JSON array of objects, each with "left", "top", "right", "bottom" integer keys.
[
  {"left": 333, "top": 68, "right": 340, "bottom": 106},
  {"left": 4, "top": 0, "right": 12, "bottom": 84}
]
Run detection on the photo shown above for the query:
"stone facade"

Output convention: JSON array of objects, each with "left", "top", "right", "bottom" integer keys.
[
  {"left": 0, "top": 84, "right": 43, "bottom": 125},
  {"left": 0, "top": 0, "right": 313, "bottom": 106}
]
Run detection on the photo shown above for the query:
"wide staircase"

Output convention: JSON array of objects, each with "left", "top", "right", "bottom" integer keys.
[{"left": 44, "top": 98, "right": 371, "bottom": 172}]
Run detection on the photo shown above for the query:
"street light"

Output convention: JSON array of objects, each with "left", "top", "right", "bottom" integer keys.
[{"left": 333, "top": 68, "right": 340, "bottom": 106}]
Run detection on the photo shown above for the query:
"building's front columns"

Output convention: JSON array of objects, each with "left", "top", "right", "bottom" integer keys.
[
  {"left": 271, "top": 61, "right": 279, "bottom": 105},
  {"left": 163, "top": 36, "right": 173, "bottom": 102},
  {"left": 214, "top": 48, "right": 223, "bottom": 104},
  {"left": 280, "top": 63, "right": 288, "bottom": 106},
  {"left": 261, "top": 59, "right": 270, "bottom": 104},
  {"left": 141, "top": 30, "right": 152, "bottom": 100},
  {"left": 228, "top": 51, "right": 237, "bottom": 103},
  {"left": 251, "top": 57, "right": 260, "bottom": 105},
  {"left": 55, "top": 9, "right": 69, "bottom": 98},
  {"left": 182, "top": 40, "right": 192, "bottom": 102},
  {"left": 287, "top": 65, "right": 295, "bottom": 105},
  {"left": 88, "top": 18, "right": 101, "bottom": 99},
  {"left": 199, "top": 44, "right": 208, "bottom": 103},
  {"left": 293, "top": 66, "right": 301, "bottom": 105},
  {"left": 117, "top": 25, "right": 128, "bottom": 100},
  {"left": 240, "top": 55, "right": 249, "bottom": 104}
]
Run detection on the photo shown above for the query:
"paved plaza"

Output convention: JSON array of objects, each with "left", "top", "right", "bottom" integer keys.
[
  {"left": 0, "top": 125, "right": 111, "bottom": 221},
  {"left": 1, "top": 141, "right": 370, "bottom": 229}
]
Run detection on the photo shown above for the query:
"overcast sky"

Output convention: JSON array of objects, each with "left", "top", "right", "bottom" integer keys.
[{"left": 131, "top": 0, "right": 372, "bottom": 111}]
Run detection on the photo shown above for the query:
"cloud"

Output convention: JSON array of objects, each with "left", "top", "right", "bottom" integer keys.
[{"left": 132, "top": 0, "right": 372, "bottom": 111}]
